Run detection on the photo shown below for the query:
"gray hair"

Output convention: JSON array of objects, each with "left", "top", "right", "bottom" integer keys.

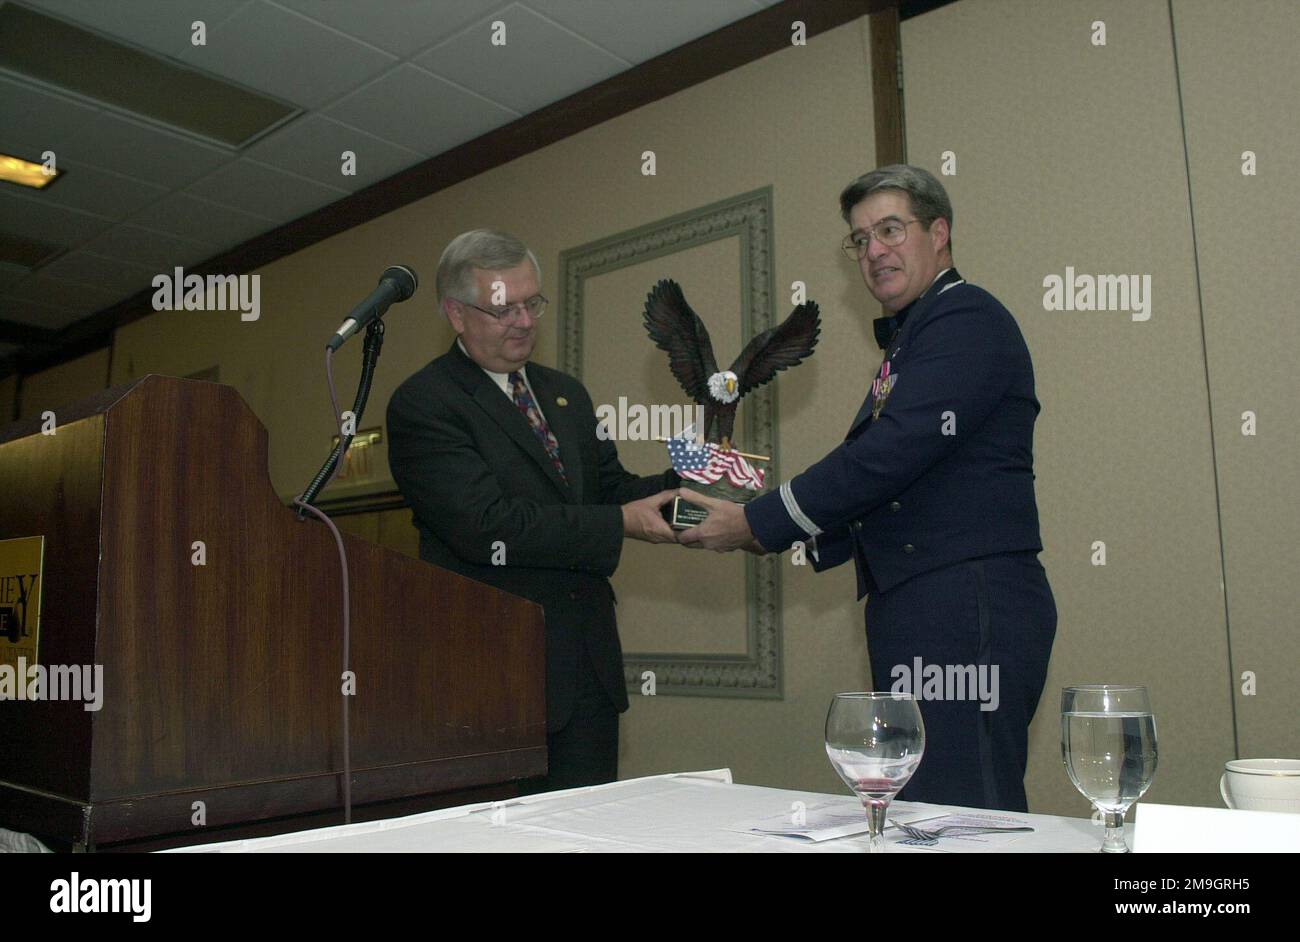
[
  {"left": 839, "top": 164, "right": 954, "bottom": 253},
  {"left": 435, "top": 229, "right": 541, "bottom": 305}
]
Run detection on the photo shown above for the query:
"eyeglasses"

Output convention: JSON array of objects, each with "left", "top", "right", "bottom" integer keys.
[
  {"left": 458, "top": 294, "right": 548, "bottom": 324},
  {"left": 841, "top": 219, "right": 920, "bottom": 260}
]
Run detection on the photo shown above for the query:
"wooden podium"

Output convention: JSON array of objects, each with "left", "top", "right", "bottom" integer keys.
[{"left": 0, "top": 375, "right": 546, "bottom": 849}]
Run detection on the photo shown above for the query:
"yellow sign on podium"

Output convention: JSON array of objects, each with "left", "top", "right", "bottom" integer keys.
[{"left": 0, "top": 536, "right": 44, "bottom": 670}]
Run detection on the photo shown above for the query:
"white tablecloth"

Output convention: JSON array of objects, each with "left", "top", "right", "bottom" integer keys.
[{"left": 167, "top": 770, "right": 1109, "bottom": 853}]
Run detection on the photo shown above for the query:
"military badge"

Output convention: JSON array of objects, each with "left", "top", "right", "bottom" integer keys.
[{"left": 870, "top": 359, "right": 897, "bottom": 420}]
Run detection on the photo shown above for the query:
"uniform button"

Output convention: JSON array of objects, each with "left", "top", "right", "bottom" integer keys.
[
  {"left": 902, "top": 543, "right": 915, "bottom": 554},
  {"left": 889, "top": 501, "right": 901, "bottom": 512},
  {"left": 853, "top": 521, "right": 863, "bottom": 531}
]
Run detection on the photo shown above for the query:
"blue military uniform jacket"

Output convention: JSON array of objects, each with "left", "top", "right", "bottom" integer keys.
[{"left": 745, "top": 267, "right": 1043, "bottom": 598}]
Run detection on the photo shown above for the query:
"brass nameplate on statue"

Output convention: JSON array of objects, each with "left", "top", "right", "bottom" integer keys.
[
  {"left": 663, "top": 496, "right": 710, "bottom": 530},
  {"left": 0, "top": 535, "right": 45, "bottom": 670}
]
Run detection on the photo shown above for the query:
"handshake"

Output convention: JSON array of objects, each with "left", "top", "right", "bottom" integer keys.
[{"left": 621, "top": 489, "right": 768, "bottom": 555}]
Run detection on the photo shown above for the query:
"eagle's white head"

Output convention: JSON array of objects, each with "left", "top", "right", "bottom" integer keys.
[{"left": 708, "top": 371, "right": 740, "bottom": 404}]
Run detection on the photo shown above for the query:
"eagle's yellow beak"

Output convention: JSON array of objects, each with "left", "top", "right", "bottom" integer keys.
[{"left": 725, "top": 377, "right": 737, "bottom": 395}]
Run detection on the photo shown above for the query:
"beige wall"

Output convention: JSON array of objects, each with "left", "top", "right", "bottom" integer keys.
[
  {"left": 103, "top": 0, "right": 1293, "bottom": 815},
  {"left": 16, "top": 347, "right": 110, "bottom": 421},
  {"left": 1172, "top": 0, "right": 1300, "bottom": 760}
]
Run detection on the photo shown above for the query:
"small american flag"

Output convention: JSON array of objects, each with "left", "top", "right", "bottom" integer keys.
[{"left": 666, "top": 428, "right": 765, "bottom": 490}]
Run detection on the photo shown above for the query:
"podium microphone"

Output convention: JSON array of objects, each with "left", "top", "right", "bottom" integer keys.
[{"left": 326, "top": 265, "right": 418, "bottom": 351}]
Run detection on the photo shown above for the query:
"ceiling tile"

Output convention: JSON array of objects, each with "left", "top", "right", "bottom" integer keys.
[
  {"left": 5, "top": 0, "right": 769, "bottom": 351},
  {"left": 37, "top": 250, "right": 159, "bottom": 297},
  {"left": 0, "top": 75, "right": 101, "bottom": 154},
  {"left": 6, "top": 271, "right": 123, "bottom": 312},
  {"left": 127, "top": 192, "right": 277, "bottom": 250},
  {"left": 273, "top": 0, "right": 506, "bottom": 59},
  {"left": 24, "top": 158, "right": 169, "bottom": 218},
  {"left": 64, "top": 112, "right": 234, "bottom": 188},
  {"left": 415, "top": 3, "right": 627, "bottom": 114},
  {"left": 0, "top": 295, "right": 83, "bottom": 329},
  {"left": 0, "top": 189, "right": 112, "bottom": 247},
  {"left": 529, "top": 0, "right": 762, "bottom": 64},
  {"left": 243, "top": 114, "right": 427, "bottom": 190},
  {"left": 186, "top": 158, "right": 350, "bottom": 223},
  {"left": 79, "top": 224, "right": 219, "bottom": 270},
  {"left": 0, "top": 262, "right": 29, "bottom": 291},
  {"left": 18, "top": 0, "right": 251, "bottom": 60},
  {"left": 325, "top": 63, "right": 517, "bottom": 155},
  {"left": 176, "top": 0, "right": 398, "bottom": 109}
]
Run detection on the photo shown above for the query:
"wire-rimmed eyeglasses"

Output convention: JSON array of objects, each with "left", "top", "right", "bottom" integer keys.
[
  {"left": 841, "top": 219, "right": 920, "bottom": 260},
  {"left": 457, "top": 294, "right": 548, "bottom": 324}
]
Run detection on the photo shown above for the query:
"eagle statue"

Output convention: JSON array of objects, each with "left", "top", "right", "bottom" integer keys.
[{"left": 642, "top": 279, "right": 821, "bottom": 450}]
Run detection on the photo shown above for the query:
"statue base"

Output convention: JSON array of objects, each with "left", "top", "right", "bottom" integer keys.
[{"left": 663, "top": 477, "right": 760, "bottom": 530}]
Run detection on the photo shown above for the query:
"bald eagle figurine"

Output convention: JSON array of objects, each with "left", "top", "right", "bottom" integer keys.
[{"left": 643, "top": 279, "right": 821, "bottom": 450}]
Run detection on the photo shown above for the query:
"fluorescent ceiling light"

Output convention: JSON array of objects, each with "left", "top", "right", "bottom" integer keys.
[{"left": 0, "top": 152, "right": 60, "bottom": 190}]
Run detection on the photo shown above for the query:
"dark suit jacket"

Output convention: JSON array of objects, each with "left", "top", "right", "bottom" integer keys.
[
  {"left": 386, "top": 340, "right": 676, "bottom": 731},
  {"left": 745, "top": 268, "right": 1044, "bottom": 597}
]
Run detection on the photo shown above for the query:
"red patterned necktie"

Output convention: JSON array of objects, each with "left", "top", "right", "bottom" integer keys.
[{"left": 508, "top": 371, "right": 567, "bottom": 483}]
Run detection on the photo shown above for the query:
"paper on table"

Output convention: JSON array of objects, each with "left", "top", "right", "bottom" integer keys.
[{"left": 732, "top": 802, "right": 935, "bottom": 842}]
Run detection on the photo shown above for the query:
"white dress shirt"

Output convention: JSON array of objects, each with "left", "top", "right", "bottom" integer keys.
[{"left": 458, "top": 337, "right": 549, "bottom": 425}]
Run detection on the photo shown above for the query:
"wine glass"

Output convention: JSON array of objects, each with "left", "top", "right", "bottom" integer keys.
[
  {"left": 825, "top": 692, "right": 925, "bottom": 852},
  {"left": 1061, "top": 685, "right": 1158, "bottom": 853}
]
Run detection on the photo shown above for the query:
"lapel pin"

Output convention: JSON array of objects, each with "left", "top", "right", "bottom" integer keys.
[{"left": 556, "top": 396, "right": 568, "bottom": 407}]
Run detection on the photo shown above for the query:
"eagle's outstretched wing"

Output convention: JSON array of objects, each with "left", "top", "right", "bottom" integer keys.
[
  {"left": 642, "top": 279, "right": 720, "bottom": 403},
  {"left": 730, "top": 301, "right": 821, "bottom": 397}
]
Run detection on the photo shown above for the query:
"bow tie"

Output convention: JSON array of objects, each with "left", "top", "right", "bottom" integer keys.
[{"left": 873, "top": 315, "right": 898, "bottom": 350}]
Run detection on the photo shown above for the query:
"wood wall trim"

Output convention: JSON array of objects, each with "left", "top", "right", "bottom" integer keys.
[{"left": 870, "top": 3, "right": 905, "bottom": 166}]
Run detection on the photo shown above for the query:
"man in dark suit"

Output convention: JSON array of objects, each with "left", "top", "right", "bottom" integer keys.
[
  {"left": 680, "top": 166, "right": 1056, "bottom": 813},
  {"left": 386, "top": 229, "right": 678, "bottom": 793}
]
